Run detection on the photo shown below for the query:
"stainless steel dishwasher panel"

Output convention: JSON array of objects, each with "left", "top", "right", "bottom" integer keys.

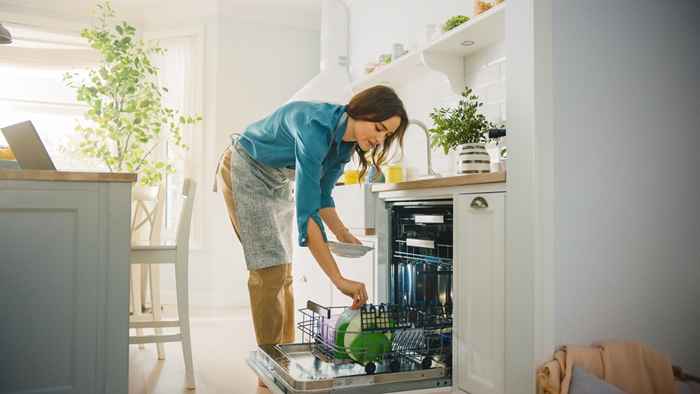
[{"left": 248, "top": 343, "right": 450, "bottom": 393}]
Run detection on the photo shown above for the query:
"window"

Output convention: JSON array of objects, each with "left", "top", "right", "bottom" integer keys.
[
  {"left": 1, "top": 24, "right": 204, "bottom": 247},
  {"left": 147, "top": 30, "right": 204, "bottom": 246},
  {"left": 0, "top": 25, "right": 99, "bottom": 170}
]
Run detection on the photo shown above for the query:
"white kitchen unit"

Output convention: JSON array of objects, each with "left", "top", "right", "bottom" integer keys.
[
  {"left": 0, "top": 170, "right": 135, "bottom": 394},
  {"left": 249, "top": 172, "right": 506, "bottom": 394},
  {"left": 292, "top": 234, "right": 379, "bottom": 321},
  {"left": 373, "top": 174, "right": 507, "bottom": 394},
  {"left": 292, "top": 182, "right": 380, "bottom": 316},
  {"left": 454, "top": 193, "right": 505, "bottom": 394},
  {"left": 329, "top": 236, "right": 378, "bottom": 306},
  {"left": 332, "top": 184, "right": 376, "bottom": 235},
  {"left": 292, "top": 239, "right": 333, "bottom": 314}
]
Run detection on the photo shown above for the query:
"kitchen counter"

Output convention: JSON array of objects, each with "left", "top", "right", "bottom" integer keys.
[
  {"left": 1, "top": 171, "right": 133, "bottom": 393},
  {"left": 370, "top": 171, "right": 506, "bottom": 192},
  {"left": 0, "top": 169, "right": 137, "bottom": 183}
]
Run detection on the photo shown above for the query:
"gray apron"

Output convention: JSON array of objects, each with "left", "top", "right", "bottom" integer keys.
[{"left": 214, "top": 135, "right": 296, "bottom": 271}]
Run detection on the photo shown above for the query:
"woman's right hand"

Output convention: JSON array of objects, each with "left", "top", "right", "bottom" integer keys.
[{"left": 334, "top": 277, "right": 368, "bottom": 309}]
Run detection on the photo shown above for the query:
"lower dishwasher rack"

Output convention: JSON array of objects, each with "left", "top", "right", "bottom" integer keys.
[{"left": 247, "top": 343, "right": 452, "bottom": 394}]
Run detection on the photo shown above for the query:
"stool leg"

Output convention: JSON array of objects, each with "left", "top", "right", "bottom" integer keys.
[
  {"left": 140, "top": 264, "right": 149, "bottom": 312},
  {"left": 129, "top": 267, "right": 134, "bottom": 315},
  {"left": 131, "top": 265, "right": 145, "bottom": 349},
  {"left": 176, "top": 258, "right": 195, "bottom": 389},
  {"left": 149, "top": 264, "right": 165, "bottom": 360}
]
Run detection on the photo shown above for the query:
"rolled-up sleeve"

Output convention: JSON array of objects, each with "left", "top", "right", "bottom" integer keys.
[{"left": 294, "top": 118, "right": 332, "bottom": 247}]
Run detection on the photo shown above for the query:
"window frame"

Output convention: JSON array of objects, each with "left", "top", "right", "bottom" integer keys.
[{"left": 144, "top": 26, "right": 206, "bottom": 251}]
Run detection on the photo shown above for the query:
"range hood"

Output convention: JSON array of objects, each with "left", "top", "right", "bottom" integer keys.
[{"left": 288, "top": 0, "right": 352, "bottom": 104}]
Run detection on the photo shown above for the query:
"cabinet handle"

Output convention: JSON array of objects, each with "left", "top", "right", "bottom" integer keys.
[{"left": 470, "top": 196, "right": 489, "bottom": 209}]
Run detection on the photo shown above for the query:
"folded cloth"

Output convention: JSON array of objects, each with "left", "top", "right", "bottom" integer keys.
[
  {"left": 560, "top": 345, "right": 605, "bottom": 394},
  {"left": 594, "top": 341, "right": 675, "bottom": 394},
  {"left": 539, "top": 341, "right": 676, "bottom": 394},
  {"left": 539, "top": 359, "right": 562, "bottom": 394}
]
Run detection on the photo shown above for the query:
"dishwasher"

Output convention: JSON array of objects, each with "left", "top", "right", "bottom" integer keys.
[{"left": 248, "top": 200, "right": 454, "bottom": 393}]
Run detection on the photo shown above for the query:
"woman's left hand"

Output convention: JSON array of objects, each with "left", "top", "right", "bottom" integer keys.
[{"left": 337, "top": 229, "right": 362, "bottom": 245}]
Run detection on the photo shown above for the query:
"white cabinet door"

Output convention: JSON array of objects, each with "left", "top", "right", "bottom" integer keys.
[
  {"left": 454, "top": 192, "right": 505, "bottom": 394},
  {"left": 0, "top": 180, "right": 131, "bottom": 394},
  {"left": 332, "top": 184, "right": 375, "bottom": 233},
  {"left": 330, "top": 238, "right": 377, "bottom": 307},
  {"left": 292, "top": 242, "right": 332, "bottom": 314}
]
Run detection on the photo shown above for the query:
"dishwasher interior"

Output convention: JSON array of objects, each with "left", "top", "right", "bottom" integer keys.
[{"left": 248, "top": 200, "right": 454, "bottom": 393}]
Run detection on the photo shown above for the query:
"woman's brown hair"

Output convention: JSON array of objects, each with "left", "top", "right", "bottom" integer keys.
[{"left": 345, "top": 85, "right": 409, "bottom": 181}]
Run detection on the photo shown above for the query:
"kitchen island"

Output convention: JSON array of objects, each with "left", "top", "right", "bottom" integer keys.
[{"left": 0, "top": 170, "right": 136, "bottom": 394}]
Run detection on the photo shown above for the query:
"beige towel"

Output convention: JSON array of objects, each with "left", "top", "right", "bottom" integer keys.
[
  {"left": 560, "top": 345, "right": 605, "bottom": 394},
  {"left": 538, "top": 358, "right": 562, "bottom": 394},
  {"left": 595, "top": 341, "right": 676, "bottom": 394},
  {"left": 540, "top": 341, "right": 677, "bottom": 394}
]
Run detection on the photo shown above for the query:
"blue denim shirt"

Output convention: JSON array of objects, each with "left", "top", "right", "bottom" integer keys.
[{"left": 236, "top": 101, "right": 354, "bottom": 247}]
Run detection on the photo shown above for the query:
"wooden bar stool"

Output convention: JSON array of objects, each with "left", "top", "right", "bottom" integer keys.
[
  {"left": 130, "top": 183, "right": 165, "bottom": 356},
  {"left": 129, "top": 179, "right": 197, "bottom": 389}
]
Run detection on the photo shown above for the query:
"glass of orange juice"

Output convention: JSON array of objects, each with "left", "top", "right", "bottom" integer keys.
[
  {"left": 386, "top": 164, "right": 404, "bottom": 183},
  {"left": 343, "top": 169, "right": 360, "bottom": 184}
]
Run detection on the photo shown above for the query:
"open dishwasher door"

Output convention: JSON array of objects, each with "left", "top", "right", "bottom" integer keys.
[{"left": 247, "top": 302, "right": 452, "bottom": 394}]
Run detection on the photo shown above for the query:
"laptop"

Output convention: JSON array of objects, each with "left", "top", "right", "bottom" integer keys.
[{"left": 1, "top": 120, "right": 56, "bottom": 170}]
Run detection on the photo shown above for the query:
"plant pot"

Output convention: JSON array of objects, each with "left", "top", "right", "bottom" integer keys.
[
  {"left": 456, "top": 143, "right": 491, "bottom": 174},
  {"left": 132, "top": 183, "right": 159, "bottom": 201},
  {"left": 474, "top": 0, "right": 494, "bottom": 16},
  {"left": 131, "top": 183, "right": 161, "bottom": 242}
]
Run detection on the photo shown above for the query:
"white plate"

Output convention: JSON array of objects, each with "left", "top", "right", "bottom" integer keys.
[{"left": 327, "top": 241, "right": 373, "bottom": 258}]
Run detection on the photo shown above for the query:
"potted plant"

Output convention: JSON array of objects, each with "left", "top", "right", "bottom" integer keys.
[
  {"left": 442, "top": 15, "right": 470, "bottom": 32},
  {"left": 64, "top": 0, "right": 201, "bottom": 199},
  {"left": 428, "top": 87, "right": 494, "bottom": 174}
]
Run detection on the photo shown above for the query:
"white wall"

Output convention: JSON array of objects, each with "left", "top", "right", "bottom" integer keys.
[
  {"left": 0, "top": 1, "right": 321, "bottom": 309},
  {"left": 551, "top": 0, "right": 700, "bottom": 373},
  {"left": 144, "top": 1, "right": 321, "bottom": 308},
  {"left": 347, "top": 0, "right": 506, "bottom": 178},
  {"left": 138, "top": 0, "right": 320, "bottom": 307},
  {"left": 348, "top": 0, "right": 469, "bottom": 81},
  {"left": 199, "top": 2, "right": 320, "bottom": 307}
]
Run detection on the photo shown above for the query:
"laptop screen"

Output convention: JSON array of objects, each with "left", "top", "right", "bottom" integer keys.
[{"left": 0, "top": 120, "right": 56, "bottom": 170}]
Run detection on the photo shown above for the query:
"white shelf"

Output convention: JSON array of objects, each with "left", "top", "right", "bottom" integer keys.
[
  {"left": 349, "top": 3, "right": 505, "bottom": 94},
  {"left": 350, "top": 50, "right": 425, "bottom": 93},
  {"left": 424, "top": 3, "right": 505, "bottom": 56}
]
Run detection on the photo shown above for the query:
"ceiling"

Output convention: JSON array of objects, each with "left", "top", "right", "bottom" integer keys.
[{"left": 0, "top": 0, "right": 322, "bottom": 26}]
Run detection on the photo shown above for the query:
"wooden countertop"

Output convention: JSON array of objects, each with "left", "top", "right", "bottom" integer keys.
[
  {"left": 371, "top": 171, "right": 506, "bottom": 192},
  {"left": 0, "top": 169, "right": 137, "bottom": 183}
]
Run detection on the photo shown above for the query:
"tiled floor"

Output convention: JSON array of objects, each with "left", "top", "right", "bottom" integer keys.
[{"left": 129, "top": 306, "right": 271, "bottom": 394}]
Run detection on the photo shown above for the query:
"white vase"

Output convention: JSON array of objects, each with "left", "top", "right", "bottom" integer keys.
[
  {"left": 456, "top": 143, "right": 491, "bottom": 174},
  {"left": 132, "top": 183, "right": 159, "bottom": 201},
  {"left": 131, "top": 183, "right": 162, "bottom": 242}
]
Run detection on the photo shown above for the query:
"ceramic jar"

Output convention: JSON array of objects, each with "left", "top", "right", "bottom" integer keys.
[{"left": 456, "top": 143, "right": 491, "bottom": 174}]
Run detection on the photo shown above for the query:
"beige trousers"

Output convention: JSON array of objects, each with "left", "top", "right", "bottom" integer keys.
[{"left": 218, "top": 149, "right": 295, "bottom": 346}]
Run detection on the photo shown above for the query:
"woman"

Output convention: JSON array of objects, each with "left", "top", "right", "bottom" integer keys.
[{"left": 215, "top": 85, "right": 408, "bottom": 361}]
